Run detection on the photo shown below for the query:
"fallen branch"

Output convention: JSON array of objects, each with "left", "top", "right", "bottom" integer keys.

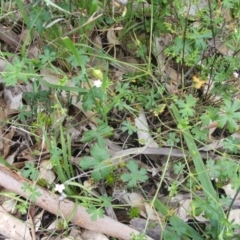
[
  {"left": 0, "top": 206, "right": 32, "bottom": 240},
  {"left": 0, "top": 24, "right": 22, "bottom": 49},
  {"left": 0, "top": 166, "right": 153, "bottom": 240},
  {"left": 111, "top": 146, "right": 210, "bottom": 162}
]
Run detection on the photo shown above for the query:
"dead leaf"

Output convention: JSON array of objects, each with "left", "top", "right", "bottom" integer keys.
[
  {"left": 199, "top": 133, "right": 240, "bottom": 151},
  {"left": 32, "top": 210, "right": 44, "bottom": 231},
  {"left": 115, "top": 56, "right": 139, "bottom": 73},
  {"left": 120, "top": 192, "right": 159, "bottom": 220},
  {"left": 194, "top": 212, "right": 208, "bottom": 223},
  {"left": 0, "top": 106, "right": 6, "bottom": 154},
  {"left": 17, "top": 140, "right": 47, "bottom": 162},
  {"left": 222, "top": 183, "right": 240, "bottom": 199},
  {"left": 0, "top": 206, "right": 32, "bottom": 240},
  {"left": 215, "top": 43, "right": 234, "bottom": 56},
  {"left": 107, "top": 27, "right": 120, "bottom": 45},
  {"left": 68, "top": 227, "right": 83, "bottom": 240},
  {"left": 0, "top": 24, "right": 22, "bottom": 49},
  {"left": 82, "top": 230, "right": 109, "bottom": 240},
  {"left": 3, "top": 87, "right": 23, "bottom": 110},
  {"left": 176, "top": 199, "right": 192, "bottom": 222},
  {"left": 130, "top": 218, "right": 161, "bottom": 239},
  {"left": 228, "top": 209, "right": 240, "bottom": 225},
  {"left": 93, "top": 35, "right": 103, "bottom": 49},
  {"left": 2, "top": 198, "right": 17, "bottom": 214},
  {"left": 165, "top": 66, "right": 180, "bottom": 83},
  {"left": 164, "top": 67, "right": 180, "bottom": 93},
  {"left": 5, "top": 148, "right": 19, "bottom": 165},
  {"left": 142, "top": 202, "right": 159, "bottom": 221},
  {"left": 121, "top": 192, "right": 144, "bottom": 208},
  {"left": 2, "top": 127, "right": 15, "bottom": 159},
  {"left": 44, "top": 18, "right": 65, "bottom": 29},
  {"left": 62, "top": 237, "right": 80, "bottom": 240},
  {"left": 208, "top": 35, "right": 234, "bottom": 56},
  {"left": 183, "top": 0, "right": 208, "bottom": 16},
  {"left": 205, "top": 121, "right": 218, "bottom": 138},
  {"left": 134, "top": 108, "right": 158, "bottom": 148},
  {"left": 19, "top": 29, "right": 31, "bottom": 46},
  {"left": 38, "top": 160, "right": 56, "bottom": 184},
  {"left": 0, "top": 58, "right": 7, "bottom": 72},
  {"left": 153, "top": 34, "right": 171, "bottom": 73},
  {"left": 27, "top": 45, "right": 39, "bottom": 59}
]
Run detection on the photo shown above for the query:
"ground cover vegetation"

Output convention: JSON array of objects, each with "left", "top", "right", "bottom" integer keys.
[{"left": 0, "top": 0, "right": 240, "bottom": 239}]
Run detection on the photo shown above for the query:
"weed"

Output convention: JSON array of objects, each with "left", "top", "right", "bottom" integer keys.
[
  {"left": 121, "top": 160, "right": 148, "bottom": 188},
  {"left": 128, "top": 207, "right": 141, "bottom": 219},
  {"left": 1, "top": 0, "right": 240, "bottom": 239}
]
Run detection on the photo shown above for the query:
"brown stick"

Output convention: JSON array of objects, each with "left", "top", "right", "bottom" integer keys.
[
  {"left": 0, "top": 166, "right": 153, "bottom": 240},
  {"left": 0, "top": 24, "right": 22, "bottom": 49}
]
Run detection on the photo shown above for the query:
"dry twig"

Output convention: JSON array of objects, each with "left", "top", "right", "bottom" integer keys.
[{"left": 0, "top": 166, "right": 153, "bottom": 240}]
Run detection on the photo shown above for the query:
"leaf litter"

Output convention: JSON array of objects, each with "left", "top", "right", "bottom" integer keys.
[{"left": 0, "top": 0, "right": 240, "bottom": 239}]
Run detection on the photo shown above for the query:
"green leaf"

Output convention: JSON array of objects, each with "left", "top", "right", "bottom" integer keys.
[
  {"left": 206, "top": 159, "right": 221, "bottom": 179},
  {"left": 163, "top": 229, "right": 181, "bottom": 240},
  {"left": 87, "top": 0, "right": 99, "bottom": 15},
  {"left": 121, "top": 160, "right": 148, "bottom": 187},
  {"left": 169, "top": 216, "right": 187, "bottom": 236},
  {"left": 21, "top": 182, "right": 41, "bottom": 202},
  {"left": 18, "top": 109, "right": 33, "bottom": 122},
  {"left": 1, "top": 57, "right": 28, "bottom": 86},
  {"left": 15, "top": 0, "right": 29, "bottom": 25},
  {"left": 171, "top": 103, "right": 224, "bottom": 224},
  {"left": 79, "top": 144, "right": 110, "bottom": 181},
  {"left": 200, "top": 106, "right": 219, "bottom": 126},
  {"left": 16, "top": 202, "right": 29, "bottom": 215},
  {"left": 99, "top": 194, "right": 112, "bottom": 207},
  {"left": 66, "top": 49, "right": 89, "bottom": 68},
  {"left": 191, "top": 126, "right": 208, "bottom": 141},
  {"left": 166, "top": 132, "right": 180, "bottom": 147},
  {"left": 80, "top": 156, "right": 98, "bottom": 170},
  {"left": 44, "top": 0, "right": 70, "bottom": 14},
  {"left": 223, "top": 136, "right": 240, "bottom": 154},
  {"left": 81, "top": 123, "right": 113, "bottom": 147},
  {"left": 21, "top": 162, "right": 39, "bottom": 180},
  {"left": 121, "top": 120, "right": 137, "bottom": 135},
  {"left": 154, "top": 199, "right": 202, "bottom": 240},
  {"left": 126, "top": 160, "right": 138, "bottom": 173},
  {"left": 62, "top": 37, "right": 84, "bottom": 68},
  {"left": 90, "top": 144, "right": 109, "bottom": 162},
  {"left": 87, "top": 207, "right": 104, "bottom": 221},
  {"left": 92, "top": 168, "right": 104, "bottom": 181},
  {"left": 173, "top": 162, "right": 185, "bottom": 175},
  {"left": 222, "top": 0, "right": 237, "bottom": 8},
  {"left": 82, "top": 86, "right": 104, "bottom": 112},
  {"left": 50, "top": 147, "right": 63, "bottom": 163},
  {"left": 176, "top": 95, "right": 197, "bottom": 118},
  {"left": 218, "top": 99, "right": 240, "bottom": 132},
  {"left": 171, "top": 103, "right": 218, "bottom": 198},
  {"left": 218, "top": 158, "right": 237, "bottom": 179},
  {"left": 38, "top": 48, "right": 56, "bottom": 64}
]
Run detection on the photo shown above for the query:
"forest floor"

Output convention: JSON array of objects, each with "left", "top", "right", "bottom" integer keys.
[{"left": 0, "top": 1, "right": 240, "bottom": 240}]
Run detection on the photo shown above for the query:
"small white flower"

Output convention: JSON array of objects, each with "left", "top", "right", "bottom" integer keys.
[
  {"left": 233, "top": 71, "right": 239, "bottom": 78},
  {"left": 55, "top": 184, "right": 65, "bottom": 193},
  {"left": 93, "top": 79, "right": 102, "bottom": 88}
]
